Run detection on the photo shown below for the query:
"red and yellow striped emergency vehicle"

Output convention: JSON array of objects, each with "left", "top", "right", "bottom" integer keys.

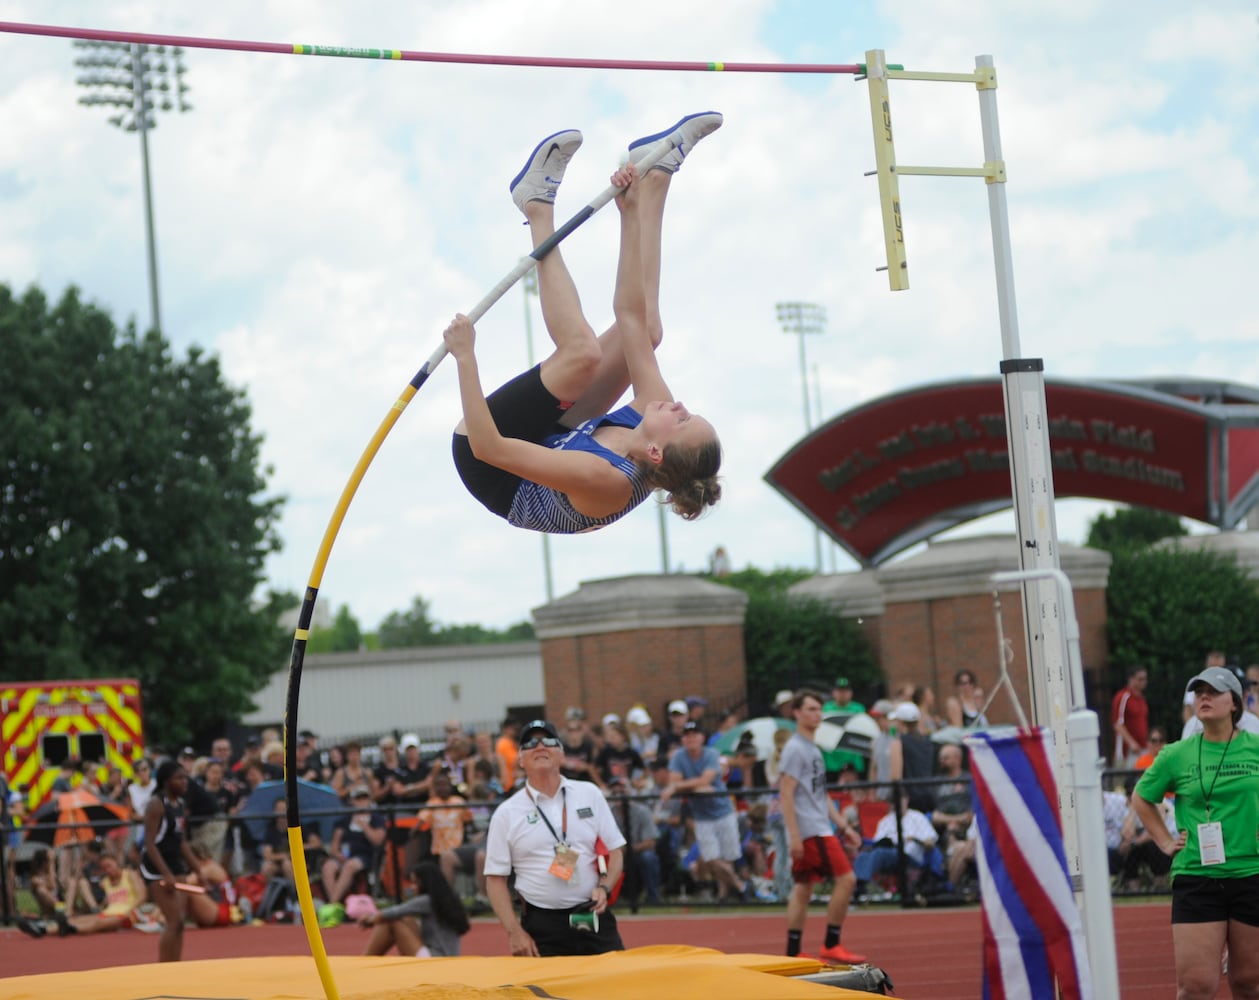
[{"left": 1, "top": 678, "right": 145, "bottom": 812}]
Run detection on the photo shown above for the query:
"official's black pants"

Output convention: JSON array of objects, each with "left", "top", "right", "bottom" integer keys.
[{"left": 520, "top": 898, "right": 624, "bottom": 957}]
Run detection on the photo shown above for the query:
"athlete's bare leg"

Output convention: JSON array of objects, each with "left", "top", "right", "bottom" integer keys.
[{"left": 560, "top": 168, "right": 670, "bottom": 428}]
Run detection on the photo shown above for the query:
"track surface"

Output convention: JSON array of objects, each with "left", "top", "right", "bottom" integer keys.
[{"left": 0, "top": 902, "right": 1216, "bottom": 997}]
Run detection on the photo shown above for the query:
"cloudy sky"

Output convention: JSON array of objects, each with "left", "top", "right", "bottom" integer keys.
[{"left": 2, "top": 2, "right": 1257, "bottom": 631}]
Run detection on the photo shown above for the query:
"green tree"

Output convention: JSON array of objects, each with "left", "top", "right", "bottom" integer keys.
[
  {"left": 1086, "top": 505, "right": 1186, "bottom": 557},
  {"left": 708, "top": 567, "right": 878, "bottom": 712},
  {"left": 306, "top": 604, "right": 363, "bottom": 653},
  {"left": 0, "top": 285, "right": 286, "bottom": 748},
  {"left": 376, "top": 595, "right": 534, "bottom": 648},
  {"left": 377, "top": 596, "right": 438, "bottom": 648},
  {"left": 1105, "top": 544, "right": 1259, "bottom": 735}
]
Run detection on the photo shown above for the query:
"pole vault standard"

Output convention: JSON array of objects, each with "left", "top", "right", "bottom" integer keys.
[
  {"left": 0, "top": 20, "right": 900, "bottom": 75},
  {"left": 862, "top": 49, "right": 1119, "bottom": 999}
]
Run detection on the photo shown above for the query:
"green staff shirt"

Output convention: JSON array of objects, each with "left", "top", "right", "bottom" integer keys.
[{"left": 1134, "top": 730, "right": 1259, "bottom": 881}]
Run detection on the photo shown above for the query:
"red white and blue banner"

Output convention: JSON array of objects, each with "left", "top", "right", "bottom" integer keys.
[{"left": 965, "top": 728, "right": 1093, "bottom": 1000}]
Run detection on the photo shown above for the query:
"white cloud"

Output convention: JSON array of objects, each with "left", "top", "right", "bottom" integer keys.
[{"left": 2, "top": 0, "right": 1257, "bottom": 630}]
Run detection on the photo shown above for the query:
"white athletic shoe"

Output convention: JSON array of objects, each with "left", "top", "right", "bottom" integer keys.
[
  {"left": 628, "top": 111, "right": 723, "bottom": 174},
  {"left": 509, "top": 128, "right": 583, "bottom": 215}
]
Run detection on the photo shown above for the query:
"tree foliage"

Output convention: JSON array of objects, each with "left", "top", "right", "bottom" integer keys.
[
  {"left": 1086, "top": 505, "right": 1186, "bottom": 557},
  {"left": 708, "top": 567, "right": 878, "bottom": 713},
  {"left": 1104, "top": 544, "right": 1259, "bottom": 734},
  {"left": 375, "top": 595, "right": 534, "bottom": 648},
  {"left": 0, "top": 285, "right": 287, "bottom": 748},
  {"left": 305, "top": 604, "right": 364, "bottom": 654}
]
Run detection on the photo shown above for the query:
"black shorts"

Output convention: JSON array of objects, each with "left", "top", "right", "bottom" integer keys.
[
  {"left": 451, "top": 365, "right": 570, "bottom": 518},
  {"left": 1171, "top": 873, "right": 1259, "bottom": 926}
]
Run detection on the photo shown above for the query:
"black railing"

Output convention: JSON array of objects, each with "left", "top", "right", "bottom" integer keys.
[{"left": 0, "top": 769, "right": 1167, "bottom": 925}]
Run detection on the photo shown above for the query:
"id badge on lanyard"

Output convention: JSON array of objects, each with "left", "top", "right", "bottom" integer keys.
[
  {"left": 1198, "top": 821, "right": 1226, "bottom": 866},
  {"left": 549, "top": 843, "right": 578, "bottom": 880}
]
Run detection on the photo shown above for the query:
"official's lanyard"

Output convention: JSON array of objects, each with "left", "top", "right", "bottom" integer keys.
[
  {"left": 1197, "top": 728, "right": 1235, "bottom": 821},
  {"left": 525, "top": 786, "right": 567, "bottom": 844}
]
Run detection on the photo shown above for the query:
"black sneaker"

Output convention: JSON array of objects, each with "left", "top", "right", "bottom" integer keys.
[{"left": 17, "top": 917, "right": 46, "bottom": 938}]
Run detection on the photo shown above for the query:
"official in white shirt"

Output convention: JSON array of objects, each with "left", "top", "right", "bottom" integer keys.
[{"left": 484, "top": 719, "right": 625, "bottom": 956}]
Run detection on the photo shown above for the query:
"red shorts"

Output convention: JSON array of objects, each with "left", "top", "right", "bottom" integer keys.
[{"left": 792, "top": 835, "right": 852, "bottom": 884}]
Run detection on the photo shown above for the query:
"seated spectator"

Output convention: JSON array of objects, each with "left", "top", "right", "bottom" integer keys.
[
  {"left": 260, "top": 797, "right": 323, "bottom": 883},
  {"left": 186, "top": 848, "right": 246, "bottom": 928},
  {"left": 321, "top": 785, "right": 386, "bottom": 904},
  {"left": 21, "top": 849, "right": 149, "bottom": 938},
  {"left": 625, "top": 705, "right": 660, "bottom": 762},
  {"left": 852, "top": 790, "right": 943, "bottom": 896},
  {"left": 596, "top": 721, "right": 647, "bottom": 789},
  {"left": 740, "top": 800, "right": 773, "bottom": 888},
  {"left": 726, "top": 736, "right": 759, "bottom": 794},
  {"left": 494, "top": 719, "right": 520, "bottom": 791},
  {"left": 471, "top": 730, "right": 507, "bottom": 793},
  {"left": 359, "top": 860, "right": 470, "bottom": 957},
  {"left": 260, "top": 741, "right": 285, "bottom": 781},
  {"left": 331, "top": 741, "right": 373, "bottom": 803},
  {"left": 319, "top": 745, "right": 345, "bottom": 787},
  {"left": 560, "top": 708, "right": 600, "bottom": 785},
  {"left": 428, "top": 736, "right": 473, "bottom": 794},
  {"left": 1117, "top": 774, "right": 1174, "bottom": 892},
  {"left": 606, "top": 778, "right": 663, "bottom": 905},
  {"left": 946, "top": 817, "right": 980, "bottom": 897},
  {"left": 707, "top": 708, "right": 741, "bottom": 748},
  {"left": 395, "top": 734, "right": 432, "bottom": 806},
  {"left": 15, "top": 848, "right": 76, "bottom": 938},
  {"left": 930, "top": 743, "right": 973, "bottom": 852},
  {"left": 912, "top": 685, "right": 944, "bottom": 735},
  {"left": 440, "top": 779, "right": 494, "bottom": 915},
  {"left": 1101, "top": 781, "right": 1130, "bottom": 876},
  {"left": 1132, "top": 727, "right": 1168, "bottom": 770},
  {"left": 193, "top": 759, "right": 236, "bottom": 864},
  {"left": 416, "top": 771, "right": 471, "bottom": 867}
]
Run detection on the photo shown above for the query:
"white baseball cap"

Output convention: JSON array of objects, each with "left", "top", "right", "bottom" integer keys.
[
  {"left": 668, "top": 699, "right": 688, "bottom": 715},
  {"left": 888, "top": 703, "right": 921, "bottom": 724},
  {"left": 626, "top": 706, "right": 652, "bottom": 726},
  {"left": 399, "top": 733, "right": 421, "bottom": 751}
]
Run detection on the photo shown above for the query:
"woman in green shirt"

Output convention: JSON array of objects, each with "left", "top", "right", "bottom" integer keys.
[{"left": 1133, "top": 666, "right": 1259, "bottom": 999}]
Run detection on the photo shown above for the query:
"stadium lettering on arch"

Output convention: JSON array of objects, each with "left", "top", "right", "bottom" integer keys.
[{"left": 766, "top": 378, "right": 1259, "bottom": 566}]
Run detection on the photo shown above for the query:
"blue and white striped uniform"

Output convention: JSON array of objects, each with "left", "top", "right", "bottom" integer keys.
[{"left": 507, "top": 405, "right": 653, "bottom": 533}]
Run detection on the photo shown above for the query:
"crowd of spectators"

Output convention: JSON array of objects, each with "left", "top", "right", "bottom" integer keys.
[{"left": 14, "top": 656, "right": 1247, "bottom": 943}]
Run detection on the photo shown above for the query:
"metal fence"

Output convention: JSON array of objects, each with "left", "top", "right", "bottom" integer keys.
[{"left": 1, "top": 770, "right": 1167, "bottom": 926}]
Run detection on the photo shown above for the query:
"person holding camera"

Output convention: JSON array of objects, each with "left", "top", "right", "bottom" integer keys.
[{"left": 483, "top": 719, "right": 625, "bottom": 956}]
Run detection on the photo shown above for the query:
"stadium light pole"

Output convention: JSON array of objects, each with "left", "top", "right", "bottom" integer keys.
[
  {"left": 776, "top": 301, "right": 827, "bottom": 571},
  {"left": 73, "top": 40, "right": 191, "bottom": 336}
]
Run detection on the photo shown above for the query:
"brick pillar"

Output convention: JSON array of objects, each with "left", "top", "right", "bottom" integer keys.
[
  {"left": 531, "top": 574, "right": 749, "bottom": 726},
  {"left": 789, "top": 536, "right": 1111, "bottom": 727}
]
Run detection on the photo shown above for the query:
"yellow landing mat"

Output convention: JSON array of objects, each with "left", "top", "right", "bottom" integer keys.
[{"left": 0, "top": 945, "right": 886, "bottom": 1000}]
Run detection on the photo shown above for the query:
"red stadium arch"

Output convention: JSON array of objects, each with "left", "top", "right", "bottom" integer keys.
[{"left": 766, "top": 377, "right": 1259, "bottom": 566}]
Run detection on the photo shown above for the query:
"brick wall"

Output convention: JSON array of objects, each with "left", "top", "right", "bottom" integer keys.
[
  {"left": 540, "top": 623, "right": 747, "bottom": 724},
  {"left": 876, "top": 586, "right": 1108, "bottom": 726}
]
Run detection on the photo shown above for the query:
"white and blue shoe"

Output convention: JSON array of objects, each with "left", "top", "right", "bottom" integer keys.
[
  {"left": 628, "top": 111, "right": 723, "bottom": 174},
  {"left": 509, "top": 128, "right": 583, "bottom": 214}
]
